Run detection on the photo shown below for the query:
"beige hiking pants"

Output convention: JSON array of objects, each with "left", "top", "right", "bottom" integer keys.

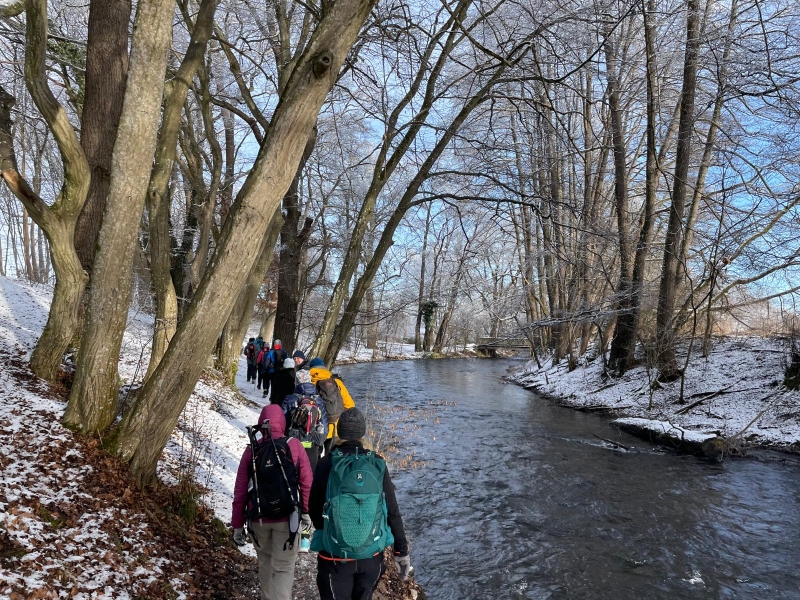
[{"left": 250, "top": 520, "right": 300, "bottom": 600}]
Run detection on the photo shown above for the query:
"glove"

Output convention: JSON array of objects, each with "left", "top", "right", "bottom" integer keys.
[
  {"left": 394, "top": 554, "right": 412, "bottom": 581},
  {"left": 301, "top": 513, "right": 313, "bottom": 532},
  {"left": 232, "top": 527, "right": 247, "bottom": 547}
]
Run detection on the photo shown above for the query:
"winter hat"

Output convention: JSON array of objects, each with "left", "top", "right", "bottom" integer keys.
[
  {"left": 273, "top": 339, "right": 282, "bottom": 349},
  {"left": 248, "top": 337, "right": 255, "bottom": 342},
  {"left": 336, "top": 408, "right": 366, "bottom": 441},
  {"left": 283, "top": 357, "right": 295, "bottom": 370},
  {"left": 308, "top": 357, "right": 325, "bottom": 368},
  {"left": 295, "top": 369, "right": 311, "bottom": 385},
  {"left": 292, "top": 350, "right": 306, "bottom": 360}
]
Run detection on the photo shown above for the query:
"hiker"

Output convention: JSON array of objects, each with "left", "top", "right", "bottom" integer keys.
[
  {"left": 267, "top": 340, "right": 289, "bottom": 399},
  {"left": 309, "top": 357, "right": 355, "bottom": 456},
  {"left": 309, "top": 408, "right": 412, "bottom": 600},
  {"left": 270, "top": 357, "right": 297, "bottom": 404},
  {"left": 255, "top": 335, "right": 265, "bottom": 352},
  {"left": 244, "top": 338, "right": 259, "bottom": 384},
  {"left": 292, "top": 350, "right": 309, "bottom": 371},
  {"left": 231, "top": 404, "right": 313, "bottom": 600},
  {"left": 256, "top": 342, "right": 271, "bottom": 392},
  {"left": 283, "top": 369, "right": 327, "bottom": 472}
]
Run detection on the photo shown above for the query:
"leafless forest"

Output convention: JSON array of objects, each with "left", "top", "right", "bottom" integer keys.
[{"left": 1, "top": 0, "right": 799, "bottom": 483}]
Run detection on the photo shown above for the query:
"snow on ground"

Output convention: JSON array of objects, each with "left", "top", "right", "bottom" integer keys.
[
  {"left": 0, "top": 278, "right": 196, "bottom": 599},
  {"left": 508, "top": 337, "right": 800, "bottom": 451}
]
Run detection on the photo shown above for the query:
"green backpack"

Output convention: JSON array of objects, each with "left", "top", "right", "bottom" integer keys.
[{"left": 311, "top": 448, "right": 394, "bottom": 559}]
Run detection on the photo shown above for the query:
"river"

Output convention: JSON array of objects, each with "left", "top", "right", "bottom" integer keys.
[{"left": 337, "top": 358, "right": 800, "bottom": 600}]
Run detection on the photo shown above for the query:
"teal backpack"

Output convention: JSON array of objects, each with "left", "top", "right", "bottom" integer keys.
[{"left": 311, "top": 448, "right": 394, "bottom": 559}]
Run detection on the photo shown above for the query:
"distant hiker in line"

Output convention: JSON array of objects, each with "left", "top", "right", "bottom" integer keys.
[
  {"left": 256, "top": 341, "right": 271, "bottom": 392},
  {"left": 232, "top": 404, "right": 313, "bottom": 600},
  {"left": 309, "top": 408, "right": 412, "bottom": 600},
  {"left": 255, "top": 335, "right": 265, "bottom": 352},
  {"left": 270, "top": 357, "right": 297, "bottom": 405},
  {"left": 244, "top": 338, "right": 259, "bottom": 384},
  {"left": 266, "top": 340, "right": 289, "bottom": 399},
  {"left": 309, "top": 357, "right": 355, "bottom": 456},
  {"left": 283, "top": 368, "right": 327, "bottom": 472},
  {"left": 292, "top": 350, "right": 309, "bottom": 371}
]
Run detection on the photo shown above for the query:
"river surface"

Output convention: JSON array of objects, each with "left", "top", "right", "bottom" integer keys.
[{"left": 337, "top": 358, "right": 800, "bottom": 600}]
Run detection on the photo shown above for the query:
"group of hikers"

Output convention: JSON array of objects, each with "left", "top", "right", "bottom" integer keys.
[{"left": 232, "top": 338, "right": 412, "bottom": 600}]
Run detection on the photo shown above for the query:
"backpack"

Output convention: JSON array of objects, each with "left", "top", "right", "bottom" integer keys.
[
  {"left": 267, "top": 349, "right": 287, "bottom": 374},
  {"left": 310, "top": 449, "right": 394, "bottom": 559},
  {"left": 246, "top": 435, "right": 299, "bottom": 521},
  {"left": 316, "top": 376, "right": 345, "bottom": 424},
  {"left": 288, "top": 397, "right": 324, "bottom": 449}
]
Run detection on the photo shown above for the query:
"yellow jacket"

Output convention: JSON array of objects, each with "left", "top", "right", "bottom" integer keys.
[{"left": 309, "top": 367, "right": 355, "bottom": 439}]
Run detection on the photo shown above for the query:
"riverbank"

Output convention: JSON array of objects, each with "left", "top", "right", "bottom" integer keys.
[
  {"left": 506, "top": 337, "right": 800, "bottom": 456},
  {"left": 329, "top": 342, "right": 479, "bottom": 364}
]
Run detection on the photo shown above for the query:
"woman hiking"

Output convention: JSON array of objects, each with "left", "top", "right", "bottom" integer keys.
[{"left": 309, "top": 408, "right": 412, "bottom": 600}]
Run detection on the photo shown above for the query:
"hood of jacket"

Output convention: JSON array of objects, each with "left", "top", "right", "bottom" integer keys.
[
  {"left": 309, "top": 367, "right": 333, "bottom": 384},
  {"left": 295, "top": 382, "right": 317, "bottom": 397},
  {"left": 258, "top": 403, "right": 286, "bottom": 437}
]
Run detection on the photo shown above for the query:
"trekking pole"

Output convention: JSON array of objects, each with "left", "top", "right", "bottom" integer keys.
[
  {"left": 245, "top": 424, "right": 262, "bottom": 546},
  {"left": 262, "top": 420, "right": 301, "bottom": 549}
]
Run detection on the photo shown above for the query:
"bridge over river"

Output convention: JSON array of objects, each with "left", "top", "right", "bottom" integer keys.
[{"left": 475, "top": 336, "right": 531, "bottom": 357}]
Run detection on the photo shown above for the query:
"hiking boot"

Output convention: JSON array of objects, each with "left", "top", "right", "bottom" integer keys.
[{"left": 299, "top": 536, "right": 311, "bottom": 553}]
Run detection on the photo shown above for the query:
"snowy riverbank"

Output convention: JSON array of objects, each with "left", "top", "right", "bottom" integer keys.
[
  {"left": 507, "top": 338, "right": 800, "bottom": 455},
  {"left": 0, "top": 277, "right": 422, "bottom": 599}
]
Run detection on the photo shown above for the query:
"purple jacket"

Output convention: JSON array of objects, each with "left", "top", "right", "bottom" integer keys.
[{"left": 231, "top": 404, "right": 312, "bottom": 529}]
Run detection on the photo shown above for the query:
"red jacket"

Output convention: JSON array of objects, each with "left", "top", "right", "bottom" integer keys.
[{"left": 231, "top": 404, "right": 312, "bottom": 529}]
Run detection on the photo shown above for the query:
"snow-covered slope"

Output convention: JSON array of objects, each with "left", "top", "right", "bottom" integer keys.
[
  {"left": 0, "top": 277, "right": 265, "bottom": 597},
  {"left": 509, "top": 338, "right": 800, "bottom": 451}
]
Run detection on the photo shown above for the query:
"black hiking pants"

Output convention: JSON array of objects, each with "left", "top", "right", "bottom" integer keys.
[
  {"left": 246, "top": 364, "right": 257, "bottom": 382},
  {"left": 316, "top": 554, "right": 384, "bottom": 600},
  {"left": 257, "top": 369, "right": 268, "bottom": 391},
  {"left": 305, "top": 445, "right": 321, "bottom": 473}
]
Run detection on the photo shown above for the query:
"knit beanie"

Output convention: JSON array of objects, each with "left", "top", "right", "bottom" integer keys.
[
  {"left": 283, "top": 357, "right": 295, "bottom": 370},
  {"left": 336, "top": 408, "right": 366, "bottom": 441},
  {"left": 292, "top": 350, "right": 306, "bottom": 360},
  {"left": 308, "top": 357, "right": 325, "bottom": 368}
]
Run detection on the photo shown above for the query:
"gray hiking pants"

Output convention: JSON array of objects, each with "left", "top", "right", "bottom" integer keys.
[{"left": 250, "top": 520, "right": 300, "bottom": 600}]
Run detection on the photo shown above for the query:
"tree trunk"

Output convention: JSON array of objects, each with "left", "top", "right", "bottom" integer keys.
[
  {"left": 0, "top": 0, "right": 90, "bottom": 381},
  {"left": 655, "top": 0, "right": 701, "bottom": 378},
  {"left": 414, "top": 204, "right": 432, "bottom": 351},
  {"left": 215, "top": 211, "right": 282, "bottom": 383},
  {"left": 273, "top": 127, "right": 317, "bottom": 351},
  {"left": 188, "top": 62, "right": 223, "bottom": 290},
  {"left": 115, "top": 0, "right": 379, "bottom": 487},
  {"left": 679, "top": 0, "right": 737, "bottom": 266},
  {"left": 65, "top": 0, "right": 177, "bottom": 433},
  {"left": 74, "top": 0, "right": 131, "bottom": 274},
  {"left": 145, "top": 0, "right": 218, "bottom": 378},
  {"left": 604, "top": 23, "right": 634, "bottom": 373}
]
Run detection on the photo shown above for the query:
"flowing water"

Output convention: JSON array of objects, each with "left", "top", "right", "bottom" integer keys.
[{"left": 337, "top": 358, "right": 800, "bottom": 600}]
